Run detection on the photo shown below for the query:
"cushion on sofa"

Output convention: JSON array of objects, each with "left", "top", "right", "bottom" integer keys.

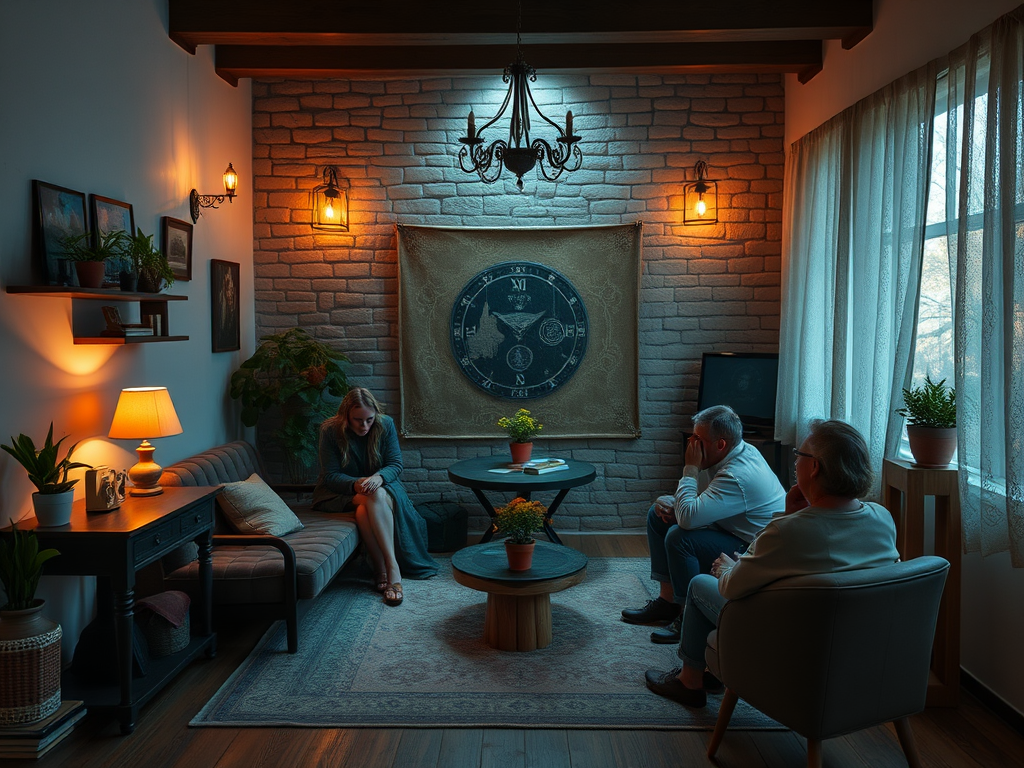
[{"left": 219, "top": 473, "right": 304, "bottom": 536}]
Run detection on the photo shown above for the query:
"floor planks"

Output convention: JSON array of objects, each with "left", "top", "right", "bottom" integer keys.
[{"left": 13, "top": 532, "right": 1024, "bottom": 768}]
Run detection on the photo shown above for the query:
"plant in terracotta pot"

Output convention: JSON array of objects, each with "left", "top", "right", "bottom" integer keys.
[
  {"left": 1, "top": 423, "right": 91, "bottom": 527},
  {"left": 230, "top": 328, "right": 349, "bottom": 483},
  {"left": 495, "top": 497, "right": 546, "bottom": 571},
  {"left": 59, "top": 230, "right": 127, "bottom": 288},
  {"left": 124, "top": 228, "right": 175, "bottom": 293},
  {"left": 0, "top": 525, "right": 63, "bottom": 724},
  {"left": 895, "top": 375, "right": 957, "bottom": 467},
  {"left": 497, "top": 408, "right": 543, "bottom": 465}
]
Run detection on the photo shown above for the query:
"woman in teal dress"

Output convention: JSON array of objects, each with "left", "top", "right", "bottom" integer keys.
[{"left": 312, "top": 388, "right": 437, "bottom": 605}]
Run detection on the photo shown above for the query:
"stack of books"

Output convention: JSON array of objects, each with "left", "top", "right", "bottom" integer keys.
[
  {"left": 0, "top": 700, "right": 86, "bottom": 759},
  {"left": 523, "top": 458, "right": 568, "bottom": 475}
]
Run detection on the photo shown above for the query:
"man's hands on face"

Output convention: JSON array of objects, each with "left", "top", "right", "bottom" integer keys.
[
  {"left": 684, "top": 434, "right": 705, "bottom": 468},
  {"left": 654, "top": 495, "right": 675, "bottom": 523},
  {"left": 784, "top": 483, "right": 808, "bottom": 515}
]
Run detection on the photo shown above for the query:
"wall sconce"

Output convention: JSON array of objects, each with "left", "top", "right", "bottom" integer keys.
[
  {"left": 190, "top": 163, "right": 238, "bottom": 223},
  {"left": 683, "top": 160, "right": 718, "bottom": 225},
  {"left": 108, "top": 386, "right": 183, "bottom": 496},
  {"left": 311, "top": 166, "right": 349, "bottom": 231}
]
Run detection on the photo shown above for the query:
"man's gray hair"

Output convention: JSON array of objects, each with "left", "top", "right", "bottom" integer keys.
[
  {"left": 805, "top": 419, "right": 874, "bottom": 498},
  {"left": 692, "top": 405, "right": 743, "bottom": 448}
]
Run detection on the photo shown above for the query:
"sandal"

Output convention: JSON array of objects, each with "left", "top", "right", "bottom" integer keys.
[
  {"left": 374, "top": 572, "right": 389, "bottom": 593},
  {"left": 383, "top": 582, "right": 403, "bottom": 606}
]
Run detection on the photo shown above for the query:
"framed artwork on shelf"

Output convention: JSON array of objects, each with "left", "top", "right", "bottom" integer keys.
[
  {"left": 211, "top": 259, "right": 240, "bottom": 353},
  {"left": 90, "top": 195, "right": 135, "bottom": 286},
  {"left": 162, "top": 216, "right": 193, "bottom": 281},
  {"left": 34, "top": 180, "right": 87, "bottom": 286}
]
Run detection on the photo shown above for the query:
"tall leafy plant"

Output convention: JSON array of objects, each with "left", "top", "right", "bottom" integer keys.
[
  {"left": 229, "top": 328, "right": 349, "bottom": 481},
  {"left": 896, "top": 375, "right": 956, "bottom": 428},
  {"left": 0, "top": 525, "right": 60, "bottom": 611},
  {"left": 2, "top": 423, "right": 90, "bottom": 494}
]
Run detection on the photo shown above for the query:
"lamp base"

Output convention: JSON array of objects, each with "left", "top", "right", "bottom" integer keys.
[
  {"left": 128, "top": 440, "right": 164, "bottom": 496},
  {"left": 129, "top": 486, "right": 164, "bottom": 497}
]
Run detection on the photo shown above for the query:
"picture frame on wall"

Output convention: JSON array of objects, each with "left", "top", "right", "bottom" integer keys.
[
  {"left": 211, "top": 259, "right": 240, "bottom": 353},
  {"left": 90, "top": 195, "right": 135, "bottom": 286},
  {"left": 162, "top": 216, "right": 193, "bottom": 281},
  {"left": 34, "top": 180, "right": 87, "bottom": 286}
]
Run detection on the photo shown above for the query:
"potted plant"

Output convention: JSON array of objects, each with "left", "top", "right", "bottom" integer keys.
[
  {"left": 0, "top": 525, "right": 62, "bottom": 724},
  {"left": 124, "top": 228, "right": 175, "bottom": 293},
  {"left": 2, "top": 423, "right": 90, "bottom": 527},
  {"left": 895, "top": 375, "right": 957, "bottom": 467},
  {"left": 495, "top": 497, "right": 546, "bottom": 570},
  {"left": 229, "top": 328, "right": 349, "bottom": 483},
  {"left": 497, "top": 408, "right": 543, "bottom": 464},
  {"left": 59, "top": 230, "right": 127, "bottom": 288}
]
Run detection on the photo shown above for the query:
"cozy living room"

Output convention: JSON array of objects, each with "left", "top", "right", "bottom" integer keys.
[{"left": 2, "top": 1, "right": 1024, "bottom": 767}]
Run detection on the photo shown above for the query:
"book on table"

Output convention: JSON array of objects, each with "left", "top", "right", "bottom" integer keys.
[{"left": 523, "top": 459, "right": 569, "bottom": 475}]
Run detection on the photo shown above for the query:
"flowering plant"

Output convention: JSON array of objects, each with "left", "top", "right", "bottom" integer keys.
[
  {"left": 497, "top": 409, "right": 543, "bottom": 443},
  {"left": 495, "top": 497, "right": 546, "bottom": 545}
]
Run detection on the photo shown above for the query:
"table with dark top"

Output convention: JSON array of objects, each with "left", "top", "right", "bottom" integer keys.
[
  {"left": 447, "top": 455, "right": 597, "bottom": 545},
  {"left": 451, "top": 540, "right": 588, "bottom": 651}
]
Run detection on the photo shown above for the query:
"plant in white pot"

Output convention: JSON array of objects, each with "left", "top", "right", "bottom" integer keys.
[
  {"left": 895, "top": 375, "right": 957, "bottom": 467},
  {"left": 2, "top": 424, "right": 90, "bottom": 527},
  {"left": 0, "top": 525, "right": 62, "bottom": 724}
]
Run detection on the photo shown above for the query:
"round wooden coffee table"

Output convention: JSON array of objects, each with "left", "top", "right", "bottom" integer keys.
[{"left": 452, "top": 540, "right": 587, "bottom": 652}]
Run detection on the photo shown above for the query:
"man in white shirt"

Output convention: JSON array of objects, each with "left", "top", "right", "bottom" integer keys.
[{"left": 621, "top": 405, "right": 786, "bottom": 643}]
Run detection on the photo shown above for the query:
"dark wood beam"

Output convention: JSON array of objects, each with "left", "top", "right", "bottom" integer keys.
[{"left": 214, "top": 41, "right": 822, "bottom": 82}]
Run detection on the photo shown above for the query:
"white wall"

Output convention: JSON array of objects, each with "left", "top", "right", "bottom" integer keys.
[
  {"left": 785, "top": 0, "right": 1024, "bottom": 717},
  {"left": 0, "top": 0, "right": 253, "bottom": 658}
]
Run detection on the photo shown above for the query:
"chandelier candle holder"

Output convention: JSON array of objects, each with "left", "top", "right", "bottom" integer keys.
[
  {"left": 458, "top": 10, "right": 582, "bottom": 191},
  {"left": 683, "top": 160, "right": 718, "bottom": 225}
]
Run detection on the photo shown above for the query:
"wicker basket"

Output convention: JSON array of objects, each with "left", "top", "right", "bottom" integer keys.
[
  {"left": 0, "top": 611, "right": 62, "bottom": 725},
  {"left": 136, "top": 594, "right": 190, "bottom": 658}
]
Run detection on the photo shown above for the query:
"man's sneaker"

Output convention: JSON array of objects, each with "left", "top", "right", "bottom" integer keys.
[
  {"left": 621, "top": 597, "right": 681, "bottom": 626},
  {"left": 650, "top": 614, "right": 682, "bottom": 644}
]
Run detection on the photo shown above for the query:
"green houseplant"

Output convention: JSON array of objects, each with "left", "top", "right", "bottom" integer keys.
[
  {"left": 2, "top": 423, "right": 90, "bottom": 526},
  {"left": 497, "top": 408, "right": 543, "bottom": 464},
  {"left": 229, "top": 328, "right": 349, "bottom": 482},
  {"left": 495, "top": 497, "right": 546, "bottom": 570},
  {"left": 0, "top": 525, "right": 60, "bottom": 612},
  {"left": 59, "top": 230, "right": 127, "bottom": 288},
  {"left": 124, "top": 228, "right": 175, "bottom": 293},
  {"left": 895, "top": 375, "right": 957, "bottom": 467}
]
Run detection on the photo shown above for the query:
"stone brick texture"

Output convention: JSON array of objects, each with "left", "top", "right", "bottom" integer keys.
[{"left": 252, "top": 72, "right": 784, "bottom": 533}]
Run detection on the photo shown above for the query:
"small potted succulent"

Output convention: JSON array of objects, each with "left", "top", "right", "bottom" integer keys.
[
  {"left": 495, "top": 497, "right": 546, "bottom": 570},
  {"left": 59, "top": 230, "right": 127, "bottom": 288},
  {"left": 895, "top": 375, "right": 957, "bottom": 467},
  {"left": 497, "top": 408, "right": 543, "bottom": 465},
  {"left": 1, "top": 423, "right": 90, "bottom": 527}
]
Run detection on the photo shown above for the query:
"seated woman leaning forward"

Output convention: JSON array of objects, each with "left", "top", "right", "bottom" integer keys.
[
  {"left": 644, "top": 418, "right": 900, "bottom": 708},
  {"left": 312, "top": 388, "right": 438, "bottom": 606}
]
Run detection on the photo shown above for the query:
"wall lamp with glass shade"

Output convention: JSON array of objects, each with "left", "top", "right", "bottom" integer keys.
[
  {"left": 108, "top": 387, "right": 182, "bottom": 496},
  {"left": 683, "top": 160, "right": 718, "bottom": 225},
  {"left": 190, "top": 163, "right": 238, "bottom": 223},
  {"left": 311, "top": 166, "right": 349, "bottom": 231}
]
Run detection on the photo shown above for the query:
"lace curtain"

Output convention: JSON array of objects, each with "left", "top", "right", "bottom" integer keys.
[
  {"left": 941, "top": 10, "right": 1024, "bottom": 564},
  {"left": 777, "top": 65, "right": 937, "bottom": 496}
]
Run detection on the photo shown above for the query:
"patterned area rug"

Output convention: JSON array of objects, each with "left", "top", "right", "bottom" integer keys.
[{"left": 191, "top": 556, "right": 782, "bottom": 729}]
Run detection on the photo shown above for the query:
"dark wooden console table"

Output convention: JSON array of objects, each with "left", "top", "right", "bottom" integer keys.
[{"left": 2, "top": 487, "right": 220, "bottom": 733}]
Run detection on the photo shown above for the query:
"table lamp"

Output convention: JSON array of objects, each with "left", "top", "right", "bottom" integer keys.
[{"left": 108, "top": 387, "right": 183, "bottom": 496}]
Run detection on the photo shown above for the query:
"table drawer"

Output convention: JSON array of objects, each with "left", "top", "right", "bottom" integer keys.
[
  {"left": 179, "top": 505, "right": 212, "bottom": 540},
  {"left": 133, "top": 518, "right": 180, "bottom": 566}
]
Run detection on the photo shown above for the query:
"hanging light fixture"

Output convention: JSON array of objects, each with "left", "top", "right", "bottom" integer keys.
[
  {"left": 311, "top": 166, "right": 349, "bottom": 231},
  {"left": 457, "top": 1, "right": 582, "bottom": 191},
  {"left": 190, "top": 163, "right": 238, "bottom": 223},
  {"left": 683, "top": 160, "right": 718, "bottom": 225}
]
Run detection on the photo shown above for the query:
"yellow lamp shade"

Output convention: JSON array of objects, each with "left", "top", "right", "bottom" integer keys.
[{"left": 108, "top": 387, "right": 182, "bottom": 439}]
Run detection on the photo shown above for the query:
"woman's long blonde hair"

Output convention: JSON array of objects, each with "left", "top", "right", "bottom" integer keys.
[{"left": 323, "top": 388, "right": 386, "bottom": 469}]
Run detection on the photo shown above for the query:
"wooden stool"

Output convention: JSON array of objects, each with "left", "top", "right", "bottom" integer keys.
[{"left": 882, "top": 458, "right": 961, "bottom": 706}]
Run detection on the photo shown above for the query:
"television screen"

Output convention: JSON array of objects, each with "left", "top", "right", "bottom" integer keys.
[{"left": 696, "top": 352, "right": 779, "bottom": 429}]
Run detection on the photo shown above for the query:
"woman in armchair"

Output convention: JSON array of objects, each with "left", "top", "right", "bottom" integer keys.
[{"left": 313, "top": 388, "right": 437, "bottom": 605}]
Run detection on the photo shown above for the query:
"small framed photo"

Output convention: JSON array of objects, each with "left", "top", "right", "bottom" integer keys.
[
  {"left": 90, "top": 195, "right": 135, "bottom": 285},
  {"left": 34, "top": 180, "right": 87, "bottom": 285},
  {"left": 211, "top": 259, "right": 240, "bottom": 353},
  {"left": 162, "top": 216, "right": 193, "bottom": 281}
]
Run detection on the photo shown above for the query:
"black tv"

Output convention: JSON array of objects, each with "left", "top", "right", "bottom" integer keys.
[{"left": 696, "top": 352, "right": 779, "bottom": 431}]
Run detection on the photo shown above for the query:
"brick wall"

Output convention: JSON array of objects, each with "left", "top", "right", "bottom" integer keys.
[{"left": 252, "top": 72, "right": 784, "bottom": 532}]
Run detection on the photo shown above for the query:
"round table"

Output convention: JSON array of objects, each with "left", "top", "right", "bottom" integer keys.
[
  {"left": 452, "top": 541, "right": 588, "bottom": 651},
  {"left": 447, "top": 456, "right": 597, "bottom": 545}
]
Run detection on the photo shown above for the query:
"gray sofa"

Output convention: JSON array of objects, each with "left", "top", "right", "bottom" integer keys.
[{"left": 158, "top": 440, "right": 360, "bottom": 653}]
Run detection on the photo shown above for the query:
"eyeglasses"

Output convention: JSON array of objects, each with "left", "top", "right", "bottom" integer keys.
[{"left": 792, "top": 448, "right": 817, "bottom": 461}]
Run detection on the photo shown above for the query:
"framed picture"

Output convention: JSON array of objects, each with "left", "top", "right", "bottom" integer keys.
[
  {"left": 162, "top": 216, "right": 193, "bottom": 281},
  {"left": 211, "top": 259, "right": 240, "bottom": 353},
  {"left": 90, "top": 195, "right": 135, "bottom": 285},
  {"left": 34, "top": 180, "right": 87, "bottom": 285}
]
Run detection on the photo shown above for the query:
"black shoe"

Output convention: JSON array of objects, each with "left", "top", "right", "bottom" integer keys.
[
  {"left": 650, "top": 614, "right": 682, "bottom": 644},
  {"left": 702, "top": 670, "right": 724, "bottom": 693},
  {"left": 621, "top": 597, "right": 681, "bottom": 626},
  {"left": 644, "top": 668, "right": 707, "bottom": 708}
]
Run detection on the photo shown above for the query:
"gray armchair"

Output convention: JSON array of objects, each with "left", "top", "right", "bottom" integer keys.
[{"left": 705, "top": 556, "right": 950, "bottom": 768}]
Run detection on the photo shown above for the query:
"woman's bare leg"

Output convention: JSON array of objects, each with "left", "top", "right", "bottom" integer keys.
[
  {"left": 353, "top": 494, "right": 387, "bottom": 587},
  {"left": 360, "top": 489, "right": 401, "bottom": 585}
]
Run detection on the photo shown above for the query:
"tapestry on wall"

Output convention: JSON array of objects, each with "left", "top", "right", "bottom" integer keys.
[{"left": 397, "top": 223, "right": 641, "bottom": 439}]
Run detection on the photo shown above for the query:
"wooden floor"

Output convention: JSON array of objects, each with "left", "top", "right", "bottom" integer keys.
[{"left": 15, "top": 533, "right": 1024, "bottom": 768}]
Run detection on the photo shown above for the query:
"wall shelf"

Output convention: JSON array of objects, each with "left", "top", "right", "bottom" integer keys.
[{"left": 6, "top": 285, "right": 189, "bottom": 345}]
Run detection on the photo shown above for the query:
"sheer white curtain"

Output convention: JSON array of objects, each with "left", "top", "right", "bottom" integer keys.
[
  {"left": 777, "top": 65, "right": 937, "bottom": 493},
  {"left": 941, "top": 10, "right": 1024, "bottom": 563}
]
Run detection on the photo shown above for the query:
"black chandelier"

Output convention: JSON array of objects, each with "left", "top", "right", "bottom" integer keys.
[{"left": 457, "top": 6, "right": 582, "bottom": 190}]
